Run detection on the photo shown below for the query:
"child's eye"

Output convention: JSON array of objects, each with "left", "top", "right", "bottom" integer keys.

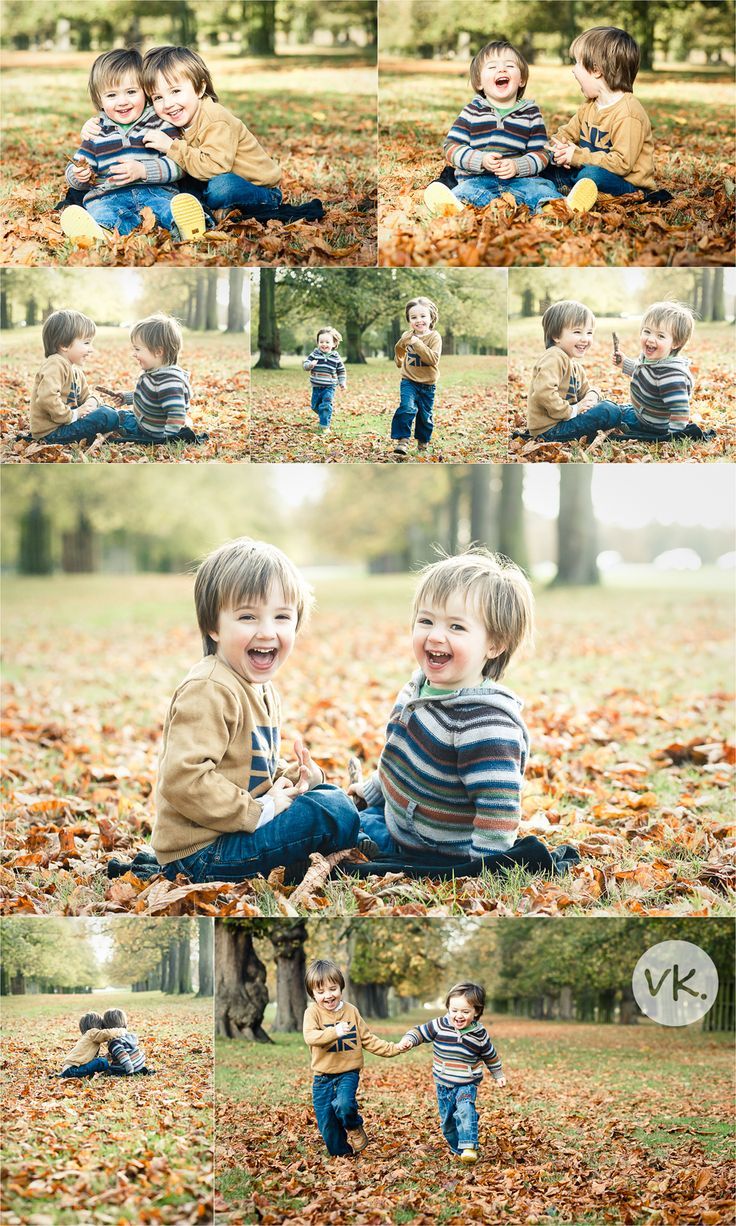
[{"left": 450, "top": 624, "right": 466, "bottom": 632}]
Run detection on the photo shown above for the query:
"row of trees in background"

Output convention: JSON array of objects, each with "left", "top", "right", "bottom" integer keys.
[
  {"left": 254, "top": 268, "right": 507, "bottom": 366},
  {"left": 108, "top": 917, "right": 213, "bottom": 996},
  {"left": 0, "top": 269, "right": 247, "bottom": 333},
  {"left": 1, "top": 919, "right": 97, "bottom": 994},
  {"left": 510, "top": 268, "right": 730, "bottom": 322}
]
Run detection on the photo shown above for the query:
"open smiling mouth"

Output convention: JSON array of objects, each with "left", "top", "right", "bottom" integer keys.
[
  {"left": 426, "top": 650, "right": 452, "bottom": 667},
  {"left": 495, "top": 75, "right": 511, "bottom": 87},
  {"left": 248, "top": 648, "right": 277, "bottom": 669}
]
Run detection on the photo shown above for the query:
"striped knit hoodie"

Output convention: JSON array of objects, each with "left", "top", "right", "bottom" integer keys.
[
  {"left": 402, "top": 1015, "right": 504, "bottom": 1086},
  {"left": 622, "top": 353, "right": 693, "bottom": 434},
  {"left": 444, "top": 95, "right": 550, "bottom": 180},
  {"left": 303, "top": 349, "right": 347, "bottom": 389},
  {"left": 362, "top": 673, "right": 529, "bottom": 859},
  {"left": 65, "top": 105, "right": 182, "bottom": 203},
  {"left": 122, "top": 365, "right": 191, "bottom": 441},
  {"left": 107, "top": 1031, "right": 147, "bottom": 1074}
]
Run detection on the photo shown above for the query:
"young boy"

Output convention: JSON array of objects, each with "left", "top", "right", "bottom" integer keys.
[
  {"left": 303, "top": 959, "right": 403, "bottom": 1157},
  {"left": 56, "top": 1011, "right": 125, "bottom": 1079},
  {"left": 526, "top": 300, "right": 622, "bottom": 441},
  {"left": 60, "top": 48, "right": 184, "bottom": 241},
  {"left": 101, "top": 1008, "right": 155, "bottom": 1076},
  {"left": 424, "top": 41, "right": 561, "bottom": 217},
  {"left": 30, "top": 310, "right": 122, "bottom": 444},
  {"left": 152, "top": 538, "right": 359, "bottom": 882},
  {"left": 303, "top": 328, "right": 347, "bottom": 434},
  {"left": 612, "top": 301, "right": 696, "bottom": 438},
  {"left": 547, "top": 26, "right": 656, "bottom": 214},
  {"left": 102, "top": 313, "right": 192, "bottom": 443},
  {"left": 398, "top": 981, "right": 506, "bottom": 1164},
  {"left": 392, "top": 297, "right": 442, "bottom": 458},
  {"left": 349, "top": 548, "right": 533, "bottom": 863}
]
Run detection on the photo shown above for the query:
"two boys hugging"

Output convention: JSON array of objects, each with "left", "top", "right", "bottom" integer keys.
[{"left": 54, "top": 1008, "right": 154, "bottom": 1080}]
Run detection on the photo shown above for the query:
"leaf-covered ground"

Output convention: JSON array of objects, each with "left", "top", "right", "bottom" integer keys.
[
  {"left": 215, "top": 1018, "right": 734, "bottom": 1224},
  {"left": 507, "top": 319, "right": 736, "bottom": 462},
  {"left": 378, "top": 62, "right": 735, "bottom": 268},
  {"left": 2, "top": 572, "right": 733, "bottom": 919},
  {"left": 0, "top": 327, "right": 249, "bottom": 463},
  {"left": 0, "top": 53, "right": 377, "bottom": 268},
  {"left": 250, "top": 356, "right": 507, "bottom": 463},
  {"left": 1, "top": 991, "right": 213, "bottom": 1224}
]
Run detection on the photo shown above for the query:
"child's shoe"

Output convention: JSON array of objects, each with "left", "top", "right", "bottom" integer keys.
[
  {"left": 317, "top": 425, "right": 330, "bottom": 435},
  {"left": 171, "top": 193, "right": 207, "bottom": 240},
  {"left": 59, "top": 206, "right": 110, "bottom": 243},
  {"left": 459, "top": 1147, "right": 478, "bottom": 1164},
  {"left": 565, "top": 179, "right": 598, "bottom": 215},
  {"left": 356, "top": 833, "right": 382, "bottom": 861},
  {"left": 393, "top": 438, "right": 410, "bottom": 458},
  {"left": 424, "top": 181, "right": 464, "bottom": 217},
  {"left": 417, "top": 441, "right": 429, "bottom": 453},
  {"left": 347, "top": 1125, "right": 370, "bottom": 1153}
]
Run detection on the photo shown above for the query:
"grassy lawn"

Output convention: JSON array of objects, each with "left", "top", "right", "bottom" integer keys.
[
  {"left": 215, "top": 1013, "right": 734, "bottom": 1224},
  {"left": 1, "top": 990, "right": 213, "bottom": 1224},
  {"left": 2, "top": 570, "right": 733, "bottom": 918},
  {"left": 0, "top": 327, "right": 249, "bottom": 463},
  {"left": 250, "top": 355, "right": 508, "bottom": 462},
  {"left": 0, "top": 51, "right": 377, "bottom": 267},
  {"left": 377, "top": 62, "right": 735, "bottom": 268}
]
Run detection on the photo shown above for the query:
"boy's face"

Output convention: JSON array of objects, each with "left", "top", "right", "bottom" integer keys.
[
  {"left": 317, "top": 334, "right": 335, "bottom": 352},
  {"left": 100, "top": 73, "right": 147, "bottom": 125},
  {"left": 313, "top": 980, "right": 342, "bottom": 1010},
  {"left": 132, "top": 339, "right": 165, "bottom": 371},
  {"left": 413, "top": 593, "right": 497, "bottom": 690},
  {"left": 478, "top": 53, "right": 522, "bottom": 105},
  {"left": 572, "top": 59, "right": 602, "bottom": 99},
  {"left": 150, "top": 72, "right": 204, "bottom": 128},
  {"left": 448, "top": 994, "right": 478, "bottom": 1030},
  {"left": 640, "top": 322, "right": 675, "bottom": 362},
  {"left": 60, "top": 335, "right": 94, "bottom": 366},
  {"left": 554, "top": 321, "right": 594, "bottom": 360},
  {"left": 211, "top": 581, "right": 298, "bottom": 684},
  {"left": 407, "top": 305, "right": 432, "bottom": 335}
]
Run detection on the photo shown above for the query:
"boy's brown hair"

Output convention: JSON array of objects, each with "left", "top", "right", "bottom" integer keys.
[
  {"left": 641, "top": 301, "right": 696, "bottom": 354},
  {"left": 470, "top": 41, "right": 529, "bottom": 100},
  {"left": 103, "top": 1008, "right": 127, "bottom": 1028},
  {"left": 445, "top": 981, "right": 486, "bottom": 1018},
  {"left": 88, "top": 48, "right": 144, "bottom": 110},
  {"left": 305, "top": 959, "right": 345, "bottom": 999},
  {"left": 130, "top": 313, "right": 183, "bottom": 366},
  {"left": 405, "top": 297, "right": 438, "bottom": 327},
  {"left": 79, "top": 1012, "right": 105, "bottom": 1033},
  {"left": 142, "top": 46, "right": 218, "bottom": 102},
  {"left": 542, "top": 300, "right": 595, "bottom": 349},
  {"left": 570, "top": 27, "right": 640, "bottom": 93},
  {"left": 42, "top": 310, "right": 96, "bottom": 358},
  {"left": 317, "top": 327, "right": 342, "bottom": 346}
]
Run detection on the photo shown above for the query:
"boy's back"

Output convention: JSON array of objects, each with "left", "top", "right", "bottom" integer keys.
[{"left": 62, "top": 1026, "right": 125, "bottom": 1070}]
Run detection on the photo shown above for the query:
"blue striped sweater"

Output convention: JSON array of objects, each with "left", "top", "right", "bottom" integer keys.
[
  {"left": 123, "top": 365, "right": 191, "bottom": 441},
  {"left": 303, "top": 349, "right": 347, "bottom": 388},
  {"left": 65, "top": 105, "right": 182, "bottom": 202},
  {"left": 622, "top": 354, "right": 693, "bottom": 433},
  {"left": 444, "top": 95, "right": 550, "bottom": 180},
  {"left": 107, "top": 1032, "right": 147, "bottom": 1074},
  {"left": 402, "top": 1016, "right": 503, "bottom": 1086},
  {"left": 362, "top": 673, "right": 528, "bottom": 859}
]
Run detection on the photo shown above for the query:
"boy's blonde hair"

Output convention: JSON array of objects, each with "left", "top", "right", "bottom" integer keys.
[
  {"left": 142, "top": 46, "right": 218, "bottom": 102},
  {"left": 103, "top": 1008, "right": 127, "bottom": 1027},
  {"left": 130, "top": 313, "right": 183, "bottom": 366},
  {"left": 194, "top": 537, "right": 314, "bottom": 656},
  {"left": 79, "top": 1012, "right": 104, "bottom": 1033},
  {"left": 405, "top": 297, "right": 438, "bottom": 327},
  {"left": 305, "top": 959, "right": 345, "bottom": 999},
  {"left": 570, "top": 27, "right": 639, "bottom": 93},
  {"left": 317, "top": 327, "right": 342, "bottom": 346},
  {"left": 542, "top": 300, "right": 595, "bottom": 349},
  {"left": 445, "top": 981, "right": 486, "bottom": 1017},
  {"left": 470, "top": 41, "right": 529, "bottom": 100},
  {"left": 641, "top": 301, "right": 695, "bottom": 354},
  {"left": 42, "top": 310, "right": 96, "bottom": 357},
  {"left": 411, "top": 548, "right": 534, "bottom": 681},
  {"left": 88, "top": 48, "right": 144, "bottom": 111}
]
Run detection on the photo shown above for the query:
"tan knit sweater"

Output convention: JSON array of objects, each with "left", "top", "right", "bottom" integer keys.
[
  {"left": 62, "top": 1027, "right": 125, "bottom": 1070},
  {"left": 395, "top": 330, "right": 442, "bottom": 385},
  {"left": 552, "top": 94, "right": 655, "bottom": 189},
  {"left": 153, "top": 656, "right": 298, "bottom": 864},
  {"left": 30, "top": 354, "right": 96, "bottom": 439},
  {"left": 527, "top": 346, "right": 599, "bottom": 436},
  {"left": 168, "top": 96, "right": 281, "bottom": 187},
  {"left": 303, "top": 1001, "right": 403, "bottom": 1073}
]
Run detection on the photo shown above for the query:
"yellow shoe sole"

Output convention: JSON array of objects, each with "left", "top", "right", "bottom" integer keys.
[
  {"left": 171, "top": 193, "right": 207, "bottom": 240},
  {"left": 459, "top": 1149, "right": 478, "bottom": 1164},
  {"left": 565, "top": 179, "right": 598, "bottom": 215},
  {"left": 59, "top": 206, "right": 109, "bottom": 242},
  {"left": 424, "top": 181, "right": 464, "bottom": 217}
]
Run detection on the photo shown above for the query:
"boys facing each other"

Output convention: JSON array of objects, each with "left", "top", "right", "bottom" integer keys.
[
  {"left": 303, "top": 328, "right": 347, "bottom": 435},
  {"left": 152, "top": 538, "right": 359, "bottom": 883},
  {"left": 102, "top": 313, "right": 194, "bottom": 444},
  {"left": 398, "top": 981, "right": 505, "bottom": 1165},
  {"left": 349, "top": 549, "right": 534, "bottom": 863},
  {"left": 392, "top": 297, "right": 442, "bottom": 459},
  {"left": 303, "top": 959, "right": 403, "bottom": 1157},
  {"left": 612, "top": 301, "right": 695, "bottom": 438},
  {"left": 30, "top": 310, "right": 122, "bottom": 444},
  {"left": 526, "top": 300, "right": 622, "bottom": 442}
]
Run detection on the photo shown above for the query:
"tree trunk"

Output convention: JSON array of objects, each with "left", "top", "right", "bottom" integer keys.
[
  {"left": 558, "top": 986, "right": 573, "bottom": 1021},
  {"left": 197, "top": 918, "right": 214, "bottom": 996},
  {"left": 227, "top": 269, "right": 245, "bottom": 332},
  {"left": 700, "top": 268, "right": 714, "bottom": 322},
  {"left": 446, "top": 470, "right": 464, "bottom": 554},
  {"left": 554, "top": 467, "right": 599, "bottom": 586},
  {"left": 61, "top": 510, "right": 97, "bottom": 573},
  {"left": 345, "top": 316, "right": 367, "bottom": 363},
  {"left": 205, "top": 271, "right": 218, "bottom": 331},
  {"left": 469, "top": 465, "right": 492, "bottom": 547},
  {"left": 270, "top": 920, "right": 308, "bottom": 1032},
  {"left": 352, "top": 982, "right": 389, "bottom": 1018},
  {"left": 26, "top": 296, "right": 38, "bottom": 327},
  {"left": 215, "top": 924, "right": 272, "bottom": 1040},
  {"left": 178, "top": 934, "right": 193, "bottom": 994},
  {"left": 498, "top": 466, "right": 528, "bottom": 571},
  {"left": 18, "top": 496, "right": 53, "bottom": 575},
  {"left": 194, "top": 274, "right": 207, "bottom": 331},
  {"left": 712, "top": 267, "right": 725, "bottom": 322},
  {"left": 247, "top": 0, "right": 276, "bottom": 55},
  {"left": 164, "top": 940, "right": 179, "bottom": 994},
  {"left": 619, "top": 985, "right": 639, "bottom": 1024},
  {"left": 10, "top": 973, "right": 26, "bottom": 994},
  {"left": 0, "top": 287, "right": 11, "bottom": 329},
  {"left": 255, "top": 270, "right": 280, "bottom": 368}
]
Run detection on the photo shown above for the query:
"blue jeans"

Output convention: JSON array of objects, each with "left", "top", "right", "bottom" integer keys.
[
  {"left": 116, "top": 409, "right": 165, "bottom": 444},
  {"left": 547, "top": 164, "right": 639, "bottom": 197},
  {"left": 359, "top": 803, "right": 399, "bottom": 855},
  {"left": 453, "top": 173, "right": 560, "bottom": 214},
  {"left": 160, "top": 784, "right": 359, "bottom": 882},
  {"left": 436, "top": 1079, "right": 479, "bottom": 1153},
  {"left": 42, "top": 405, "right": 121, "bottom": 444},
  {"left": 391, "top": 378, "right": 436, "bottom": 443},
  {"left": 185, "top": 172, "right": 282, "bottom": 215},
  {"left": 60, "top": 1056, "right": 110, "bottom": 1078},
  {"left": 311, "top": 384, "right": 336, "bottom": 427},
  {"left": 312, "top": 1070, "right": 362, "bottom": 1156},
  {"left": 85, "top": 186, "right": 177, "bottom": 235},
  {"left": 617, "top": 404, "right": 674, "bottom": 440},
  {"left": 536, "top": 399, "right": 623, "bottom": 442}
]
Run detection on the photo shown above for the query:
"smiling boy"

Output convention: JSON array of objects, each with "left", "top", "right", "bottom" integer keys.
[
  {"left": 392, "top": 296, "right": 443, "bottom": 458},
  {"left": 29, "top": 309, "right": 121, "bottom": 443},
  {"left": 526, "top": 300, "right": 622, "bottom": 441},
  {"left": 302, "top": 327, "right": 347, "bottom": 434},
  {"left": 612, "top": 301, "right": 696, "bottom": 437},
  {"left": 104, "top": 313, "right": 193, "bottom": 443}
]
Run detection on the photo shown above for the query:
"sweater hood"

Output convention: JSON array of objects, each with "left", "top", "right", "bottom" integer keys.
[
  {"left": 636, "top": 354, "right": 692, "bottom": 377},
  {"left": 143, "top": 364, "right": 191, "bottom": 388},
  {"left": 114, "top": 1031, "right": 139, "bottom": 1050},
  {"left": 408, "top": 670, "right": 530, "bottom": 754}
]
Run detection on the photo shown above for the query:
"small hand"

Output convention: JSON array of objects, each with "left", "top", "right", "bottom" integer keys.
[
  {"left": 613, "top": 350, "right": 624, "bottom": 367},
  {"left": 397, "top": 1038, "right": 414, "bottom": 1051},
  {"left": 142, "top": 130, "right": 174, "bottom": 153},
  {"left": 577, "top": 391, "right": 598, "bottom": 411},
  {"left": 334, "top": 1021, "right": 350, "bottom": 1037},
  {"left": 495, "top": 157, "right": 517, "bottom": 180},
  {"left": 265, "top": 776, "right": 295, "bottom": 815},
  {"left": 108, "top": 159, "right": 146, "bottom": 186},
  {"left": 495, "top": 1076, "right": 507, "bottom": 1088},
  {"left": 72, "top": 158, "right": 94, "bottom": 183},
  {"left": 293, "top": 737, "right": 322, "bottom": 792},
  {"left": 551, "top": 140, "right": 575, "bottom": 167},
  {"left": 96, "top": 386, "right": 126, "bottom": 407},
  {"left": 482, "top": 151, "right": 502, "bottom": 173},
  {"left": 81, "top": 117, "right": 102, "bottom": 141}
]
